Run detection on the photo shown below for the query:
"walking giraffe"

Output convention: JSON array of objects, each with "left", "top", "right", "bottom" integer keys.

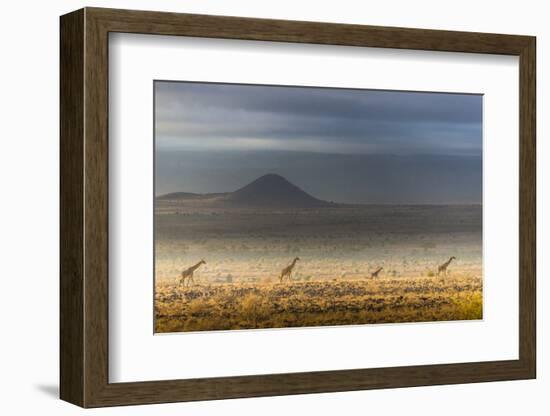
[
  {"left": 437, "top": 256, "right": 456, "bottom": 276},
  {"left": 177, "top": 260, "right": 206, "bottom": 287},
  {"left": 370, "top": 267, "right": 383, "bottom": 279},
  {"left": 279, "top": 257, "right": 300, "bottom": 283}
]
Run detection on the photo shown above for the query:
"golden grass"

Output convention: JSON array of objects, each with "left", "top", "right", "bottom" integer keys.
[{"left": 155, "top": 275, "right": 482, "bottom": 333}]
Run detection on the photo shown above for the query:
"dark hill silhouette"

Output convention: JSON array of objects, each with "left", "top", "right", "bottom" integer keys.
[
  {"left": 228, "top": 174, "right": 330, "bottom": 207},
  {"left": 157, "top": 174, "right": 334, "bottom": 208}
]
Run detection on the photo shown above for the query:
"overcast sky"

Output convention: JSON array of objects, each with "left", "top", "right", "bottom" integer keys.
[{"left": 154, "top": 81, "right": 482, "bottom": 204}]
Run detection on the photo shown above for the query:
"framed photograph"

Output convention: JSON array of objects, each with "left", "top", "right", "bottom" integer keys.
[{"left": 60, "top": 7, "right": 536, "bottom": 407}]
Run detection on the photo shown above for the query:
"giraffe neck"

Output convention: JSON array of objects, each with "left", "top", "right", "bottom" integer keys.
[{"left": 191, "top": 261, "right": 203, "bottom": 271}]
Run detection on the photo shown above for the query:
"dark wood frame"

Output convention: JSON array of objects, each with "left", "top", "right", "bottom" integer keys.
[{"left": 60, "top": 7, "right": 536, "bottom": 408}]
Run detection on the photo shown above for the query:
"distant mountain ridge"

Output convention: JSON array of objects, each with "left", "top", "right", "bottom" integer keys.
[{"left": 157, "top": 174, "right": 334, "bottom": 208}]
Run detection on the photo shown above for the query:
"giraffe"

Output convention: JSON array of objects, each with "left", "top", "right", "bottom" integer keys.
[
  {"left": 177, "top": 260, "right": 206, "bottom": 287},
  {"left": 279, "top": 257, "right": 300, "bottom": 283},
  {"left": 437, "top": 256, "right": 456, "bottom": 276},
  {"left": 370, "top": 267, "right": 383, "bottom": 279}
]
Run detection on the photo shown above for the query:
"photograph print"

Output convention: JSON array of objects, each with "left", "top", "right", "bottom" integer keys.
[{"left": 154, "top": 81, "right": 483, "bottom": 333}]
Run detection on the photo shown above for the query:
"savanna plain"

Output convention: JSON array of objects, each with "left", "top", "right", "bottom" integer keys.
[{"left": 155, "top": 203, "right": 482, "bottom": 333}]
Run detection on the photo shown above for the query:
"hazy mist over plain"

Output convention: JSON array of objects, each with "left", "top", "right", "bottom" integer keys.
[{"left": 155, "top": 81, "right": 482, "bottom": 204}]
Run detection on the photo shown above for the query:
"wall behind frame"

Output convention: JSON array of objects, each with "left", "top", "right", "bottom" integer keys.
[{"left": 0, "top": 0, "right": 545, "bottom": 415}]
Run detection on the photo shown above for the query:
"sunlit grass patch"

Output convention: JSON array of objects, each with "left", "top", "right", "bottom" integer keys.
[{"left": 155, "top": 275, "right": 482, "bottom": 333}]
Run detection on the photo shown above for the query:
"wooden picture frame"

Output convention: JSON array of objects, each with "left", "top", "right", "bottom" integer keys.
[{"left": 60, "top": 7, "right": 536, "bottom": 408}]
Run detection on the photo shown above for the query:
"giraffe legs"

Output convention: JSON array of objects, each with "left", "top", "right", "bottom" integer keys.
[
  {"left": 181, "top": 274, "right": 192, "bottom": 287},
  {"left": 178, "top": 269, "right": 202, "bottom": 288},
  {"left": 178, "top": 275, "right": 187, "bottom": 287},
  {"left": 184, "top": 274, "right": 193, "bottom": 287}
]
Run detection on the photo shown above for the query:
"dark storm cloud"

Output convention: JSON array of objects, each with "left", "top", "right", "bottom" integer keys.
[
  {"left": 155, "top": 81, "right": 482, "bottom": 156},
  {"left": 155, "top": 150, "right": 482, "bottom": 204}
]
